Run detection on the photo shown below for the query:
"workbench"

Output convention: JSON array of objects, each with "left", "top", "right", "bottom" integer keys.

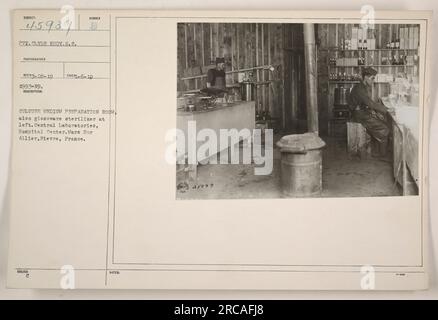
[
  {"left": 177, "top": 101, "right": 256, "bottom": 181},
  {"left": 386, "top": 103, "right": 419, "bottom": 195}
]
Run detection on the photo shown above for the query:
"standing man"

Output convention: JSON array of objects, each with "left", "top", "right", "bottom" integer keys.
[
  {"left": 206, "top": 57, "right": 226, "bottom": 89},
  {"left": 348, "top": 67, "right": 391, "bottom": 158}
]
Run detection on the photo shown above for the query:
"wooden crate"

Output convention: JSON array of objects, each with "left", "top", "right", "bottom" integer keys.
[{"left": 347, "top": 121, "right": 372, "bottom": 159}]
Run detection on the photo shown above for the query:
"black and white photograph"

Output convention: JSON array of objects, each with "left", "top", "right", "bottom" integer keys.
[{"left": 176, "top": 22, "right": 421, "bottom": 199}]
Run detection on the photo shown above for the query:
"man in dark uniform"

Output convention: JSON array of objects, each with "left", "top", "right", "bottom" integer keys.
[
  {"left": 348, "top": 67, "right": 391, "bottom": 158},
  {"left": 206, "top": 57, "right": 226, "bottom": 89}
]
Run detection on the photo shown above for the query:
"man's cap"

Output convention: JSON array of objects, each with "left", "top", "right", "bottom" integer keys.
[
  {"left": 362, "top": 67, "right": 378, "bottom": 77},
  {"left": 215, "top": 57, "right": 225, "bottom": 64}
]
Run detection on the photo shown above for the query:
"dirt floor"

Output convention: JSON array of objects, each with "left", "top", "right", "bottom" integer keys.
[{"left": 176, "top": 135, "right": 402, "bottom": 199}]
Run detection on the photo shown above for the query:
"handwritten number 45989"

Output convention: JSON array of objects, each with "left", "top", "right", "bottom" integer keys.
[{"left": 25, "top": 20, "right": 72, "bottom": 35}]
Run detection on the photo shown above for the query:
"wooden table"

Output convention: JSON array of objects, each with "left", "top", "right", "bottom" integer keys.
[
  {"left": 388, "top": 105, "right": 419, "bottom": 195},
  {"left": 177, "top": 101, "right": 256, "bottom": 181}
]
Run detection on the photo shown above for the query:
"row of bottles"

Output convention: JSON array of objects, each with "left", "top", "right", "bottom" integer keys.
[
  {"left": 381, "top": 54, "right": 415, "bottom": 66},
  {"left": 385, "top": 39, "right": 401, "bottom": 49},
  {"left": 336, "top": 26, "right": 419, "bottom": 50},
  {"left": 329, "top": 54, "right": 416, "bottom": 67},
  {"left": 329, "top": 72, "right": 362, "bottom": 82}
]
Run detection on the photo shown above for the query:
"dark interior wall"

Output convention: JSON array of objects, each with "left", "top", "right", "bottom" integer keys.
[
  {"left": 178, "top": 23, "right": 420, "bottom": 136},
  {"left": 177, "top": 23, "right": 286, "bottom": 128},
  {"left": 177, "top": 23, "right": 323, "bottom": 133},
  {"left": 283, "top": 24, "right": 306, "bottom": 133}
]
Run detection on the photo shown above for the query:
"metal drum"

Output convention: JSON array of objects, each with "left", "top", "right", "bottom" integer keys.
[{"left": 276, "top": 133, "right": 326, "bottom": 197}]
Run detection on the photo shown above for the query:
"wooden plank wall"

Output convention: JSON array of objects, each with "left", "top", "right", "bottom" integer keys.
[
  {"left": 178, "top": 23, "right": 420, "bottom": 135},
  {"left": 177, "top": 23, "right": 285, "bottom": 124},
  {"left": 317, "top": 23, "right": 420, "bottom": 135},
  {"left": 315, "top": 24, "right": 330, "bottom": 135}
]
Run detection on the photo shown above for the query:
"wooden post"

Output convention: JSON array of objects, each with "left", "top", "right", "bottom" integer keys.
[
  {"left": 209, "top": 24, "right": 213, "bottom": 63},
  {"left": 255, "top": 23, "right": 258, "bottom": 68},
  {"left": 215, "top": 23, "right": 220, "bottom": 58},
  {"left": 303, "top": 23, "right": 319, "bottom": 134},
  {"left": 201, "top": 23, "right": 205, "bottom": 66},
  {"left": 261, "top": 24, "right": 265, "bottom": 112},
  {"left": 281, "top": 25, "right": 290, "bottom": 130},
  {"left": 184, "top": 24, "right": 188, "bottom": 69},
  {"left": 267, "top": 24, "right": 272, "bottom": 115},
  {"left": 236, "top": 24, "right": 240, "bottom": 70},
  {"left": 193, "top": 24, "right": 197, "bottom": 89}
]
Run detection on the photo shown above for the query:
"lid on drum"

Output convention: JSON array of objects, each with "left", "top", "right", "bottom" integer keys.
[{"left": 276, "top": 132, "right": 326, "bottom": 153}]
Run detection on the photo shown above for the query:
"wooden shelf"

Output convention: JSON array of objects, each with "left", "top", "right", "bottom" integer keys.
[
  {"left": 328, "top": 81, "right": 389, "bottom": 85},
  {"left": 329, "top": 65, "right": 415, "bottom": 68},
  {"left": 322, "top": 48, "right": 419, "bottom": 52},
  {"left": 328, "top": 81, "right": 360, "bottom": 84}
]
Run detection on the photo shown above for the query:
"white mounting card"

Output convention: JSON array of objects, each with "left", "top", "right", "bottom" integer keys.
[{"left": 7, "top": 9, "right": 431, "bottom": 290}]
